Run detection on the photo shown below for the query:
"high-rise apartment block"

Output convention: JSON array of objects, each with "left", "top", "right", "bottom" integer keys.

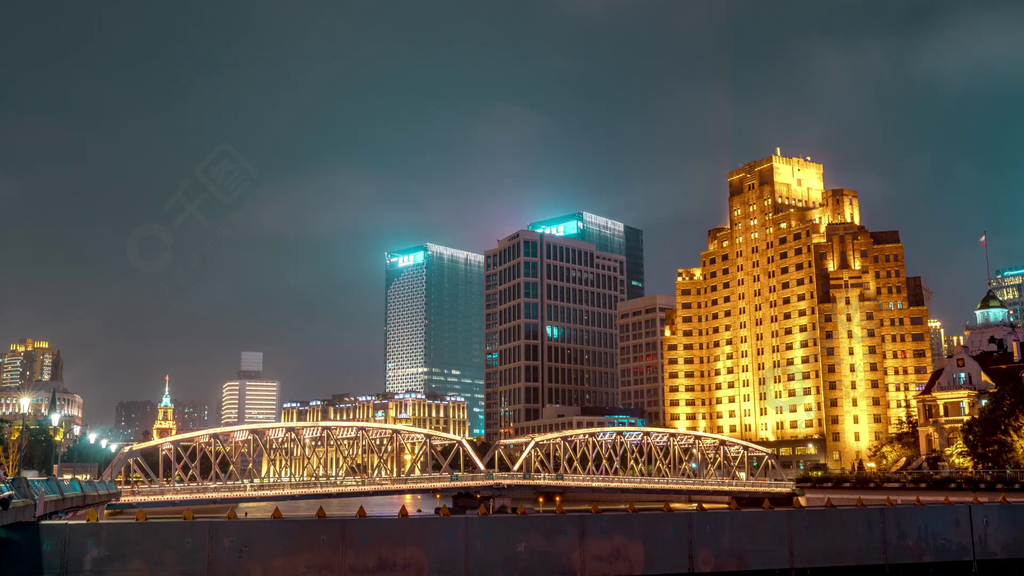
[
  {"left": 664, "top": 152, "right": 932, "bottom": 468},
  {"left": 528, "top": 212, "right": 645, "bottom": 300},
  {"left": 174, "top": 399, "right": 211, "bottom": 432},
  {"left": 114, "top": 400, "right": 157, "bottom": 442},
  {"left": 221, "top": 352, "right": 279, "bottom": 426},
  {"left": 2, "top": 338, "right": 63, "bottom": 388},
  {"left": 385, "top": 244, "right": 485, "bottom": 437},
  {"left": 989, "top": 267, "right": 1024, "bottom": 331},
  {"left": 484, "top": 230, "right": 624, "bottom": 441},
  {"left": 616, "top": 294, "right": 675, "bottom": 425}
]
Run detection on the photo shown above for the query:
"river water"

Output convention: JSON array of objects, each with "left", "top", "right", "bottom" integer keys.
[{"left": 110, "top": 494, "right": 712, "bottom": 520}]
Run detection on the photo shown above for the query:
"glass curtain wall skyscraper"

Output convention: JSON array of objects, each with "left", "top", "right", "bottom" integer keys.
[
  {"left": 527, "top": 212, "right": 645, "bottom": 300},
  {"left": 484, "top": 230, "right": 624, "bottom": 441},
  {"left": 385, "top": 244, "right": 485, "bottom": 437}
]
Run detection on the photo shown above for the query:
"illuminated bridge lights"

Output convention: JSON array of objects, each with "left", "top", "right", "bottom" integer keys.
[{"left": 105, "top": 423, "right": 791, "bottom": 504}]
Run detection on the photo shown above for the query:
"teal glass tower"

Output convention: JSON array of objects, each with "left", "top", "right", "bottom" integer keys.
[
  {"left": 385, "top": 244, "right": 485, "bottom": 437},
  {"left": 527, "top": 212, "right": 645, "bottom": 300}
]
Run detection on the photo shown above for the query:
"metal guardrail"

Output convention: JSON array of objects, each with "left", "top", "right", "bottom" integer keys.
[
  {"left": 803, "top": 469, "right": 1024, "bottom": 483},
  {"left": 117, "top": 472, "right": 794, "bottom": 503}
]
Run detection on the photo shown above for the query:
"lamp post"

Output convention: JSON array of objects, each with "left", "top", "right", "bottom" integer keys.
[
  {"left": 17, "top": 397, "right": 30, "bottom": 477},
  {"left": 50, "top": 413, "right": 61, "bottom": 476}
]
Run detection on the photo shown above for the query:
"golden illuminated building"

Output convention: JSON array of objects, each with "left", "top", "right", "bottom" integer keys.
[
  {"left": 281, "top": 392, "right": 469, "bottom": 437},
  {"left": 153, "top": 375, "right": 177, "bottom": 439},
  {"left": 664, "top": 151, "right": 932, "bottom": 469}
]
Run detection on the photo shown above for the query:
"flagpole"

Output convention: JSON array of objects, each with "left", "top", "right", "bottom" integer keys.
[{"left": 985, "top": 230, "right": 991, "bottom": 287}]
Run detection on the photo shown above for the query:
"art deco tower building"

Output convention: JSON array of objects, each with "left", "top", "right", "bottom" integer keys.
[{"left": 664, "top": 152, "right": 932, "bottom": 468}]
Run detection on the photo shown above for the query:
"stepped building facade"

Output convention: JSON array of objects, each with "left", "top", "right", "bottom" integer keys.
[{"left": 664, "top": 152, "right": 933, "bottom": 469}]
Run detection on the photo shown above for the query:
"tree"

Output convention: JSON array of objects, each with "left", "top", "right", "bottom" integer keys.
[
  {"left": 962, "top": 379, "right": 1024, "bottom": 468},
  {"left": 18, "top": 425, "right": 56, "bottom": 475},
  {"left": 867, "top": 410, "right": 919, "bottom": 472},
  {"left": 944, "top": 440, "right": 974, "bottom": 470},
  {"left": 0, "top": 419, "right": 19, "bottom": 474}
]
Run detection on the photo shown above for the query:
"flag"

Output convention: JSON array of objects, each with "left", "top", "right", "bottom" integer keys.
[{"left": 980, "top": 234, "right": 986, "bottom": 247}]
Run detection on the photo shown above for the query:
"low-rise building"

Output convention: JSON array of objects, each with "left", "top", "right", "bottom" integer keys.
[
  {"left": 511, "top": 405, "right": 646, "bottom": 436},
  {"left": 282, "top": 392, "right": 469, "bottom": 437},
  {"left": 916, "top": 289, "right": 1024, "bottom": 454},
  {"left": 1, "top": 384, "right": 83, "bottom": 424}
]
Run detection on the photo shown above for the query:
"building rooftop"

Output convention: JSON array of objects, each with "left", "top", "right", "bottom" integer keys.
[{"left": 976, "top": 289, "right": 1007, "bottom": 311}]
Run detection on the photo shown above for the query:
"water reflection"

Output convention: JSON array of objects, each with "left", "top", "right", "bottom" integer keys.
[{"left": 114, "top": 495, "right": 710, "bottom": 520}]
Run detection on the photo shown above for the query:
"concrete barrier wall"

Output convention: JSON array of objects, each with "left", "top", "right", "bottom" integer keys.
[{"left": 5, "top": 504, "right": 1024, "bottom": 575}]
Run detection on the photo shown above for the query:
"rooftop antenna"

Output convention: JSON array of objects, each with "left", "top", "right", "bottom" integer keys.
[{"left": 776, "top": 147, "right": 781, "bottom": 156}]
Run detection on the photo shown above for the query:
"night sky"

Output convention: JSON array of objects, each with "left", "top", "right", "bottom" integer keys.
[{"left": 2, "top": 1, "right": 1022, "bottom": 426}]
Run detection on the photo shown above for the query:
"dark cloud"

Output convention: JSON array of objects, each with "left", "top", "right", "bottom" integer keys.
[{"left": 0, "top": 0, "right": 1019, "bottom": 426}]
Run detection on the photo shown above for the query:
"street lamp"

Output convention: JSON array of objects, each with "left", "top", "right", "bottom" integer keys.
[
  {"left": 73, "top": 425, "right": 81, "bottom": 436},
  {"left": 88, "top": 433, "right": 97, "bottom": 444},
  {"left": 109, "top": 444, "right": 117, "bottom": 453},
  {"left": 100, "top": 438, "right": 108, "bottom": 449},
  {"left": 17, "top": 397, "right": 30, "bottom": 477},
  {"left": 50, "top": 413, "right": 61, "bottom": 475}
]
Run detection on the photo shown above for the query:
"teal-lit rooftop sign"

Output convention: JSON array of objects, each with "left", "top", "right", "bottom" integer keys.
[
  {"left": 528, "top": 218, "right": 581, "bottom": 237},
  {"left": 997, "top": 268, "right": 1024, "bottom": 278},
  {"left": 387, "top": 250, "right": 425, "bottom": 268}
]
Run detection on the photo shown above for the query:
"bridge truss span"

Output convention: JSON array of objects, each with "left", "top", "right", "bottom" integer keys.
[
  {"left": 106, "top": 424, "right": 792, "bottom": 504},
  {"left": 104, "top": 422, "right": 485, "bottom": 488},
  {"left": 484, "top": 427, "right": 788, "bottom": 483}
]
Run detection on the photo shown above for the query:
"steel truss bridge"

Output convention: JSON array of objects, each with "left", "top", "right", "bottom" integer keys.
[{"left": 104, "top": 423, "right": 792, "bottom": 506}]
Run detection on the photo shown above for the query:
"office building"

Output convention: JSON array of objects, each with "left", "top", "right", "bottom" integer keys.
[
  {"left": 385, "top": 244, "right": 485, "bottom": 437},
  {"left": 174, "top": 399, "right": 211, "bottom": 432},
  {"left": 153, "top": 375, "right": 176, "bottom": 439},
  {"left": 929, "top": 319, "right": 946, "bottom": 369},
  {"left": 2, "top": 338, "right": 63, "bottom": 388},
  {"left": 663, "top": 152, "right": 933, "bottom": 468},
  {"left": 528, "top": 212, "right": 645, "bottom": 300},
  {"left": 989, "top": 267, "right": 1024, "bottom": 331},
  {"left": 616, "top": 294, "right": 675, "bottom": 425},
  {"left": 915, "top": 289, "right": 1024, "bottom": 454},
  {"left": 484, "top": 229, "right": 624, "bottom": 441},
  {"left": 281, "top": 392, "right": 469, "bottom": 437},
  {"left": 221, "top": 352, "right": 279, "bottom": 425},
  {"left": 114, "top": 400, "right": 157, "bottom": 442}
]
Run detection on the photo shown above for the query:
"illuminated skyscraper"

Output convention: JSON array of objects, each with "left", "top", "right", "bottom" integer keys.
[
  {"left": 2, "top": 338, "right": 63, "bottom": 388},
  {"left": 385, "top": 244, "right": 485, "bottom": 437},
  {"left": 484, "top": 230, "right": 624, "bottom": 441},
  {"left": 664, "top": 152, "right": 933, "bottom": 469},
  {"left": 221, "top": 352, "right": 279, "bottom": 425},
  {"left": 528, "top": 212, "right": 645, "bottom": 300}
]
